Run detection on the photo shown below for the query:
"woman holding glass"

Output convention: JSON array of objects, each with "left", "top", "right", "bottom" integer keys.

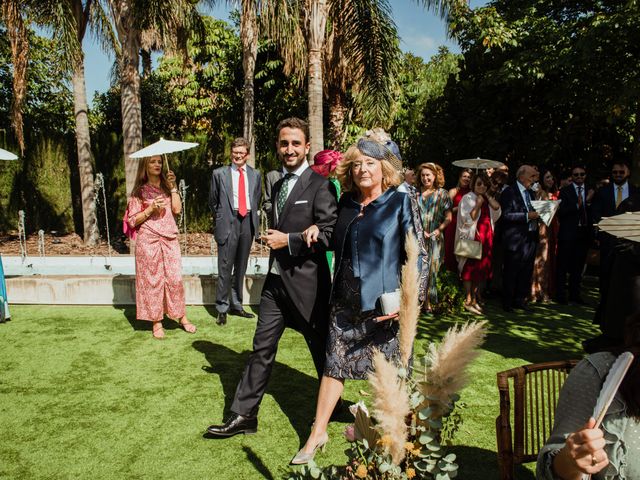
[{"left": 125, "top": 155, "right": 196, "bottom": 339}]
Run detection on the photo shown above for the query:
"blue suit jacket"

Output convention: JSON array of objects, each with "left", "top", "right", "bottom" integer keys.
[
  {"left": 499, "top": 184, "right": 538, "bottom": 259},
  {"left": 332, "top": 188, "right": 416, "bottom": 312}
]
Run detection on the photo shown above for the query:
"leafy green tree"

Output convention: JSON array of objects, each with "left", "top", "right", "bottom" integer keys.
[{"left": 417, "top": 0, "right": 640, "bottom": 182}]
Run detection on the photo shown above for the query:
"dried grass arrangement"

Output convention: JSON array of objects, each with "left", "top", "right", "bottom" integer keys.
[{"left": 289, "top": 234, "right": 487, "bottom": 480}]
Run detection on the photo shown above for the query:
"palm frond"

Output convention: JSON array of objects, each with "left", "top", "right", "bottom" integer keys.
[
  {"left": 330, "top": 0, "right": 401, "bottom": 127},
  {"left": 260, "top": 0, "right": 306, "bottom": 82}
]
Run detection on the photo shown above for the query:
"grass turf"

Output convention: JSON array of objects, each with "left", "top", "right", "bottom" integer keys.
[{"left": 0, "top": 290, "right": 600, "bottom": 479}]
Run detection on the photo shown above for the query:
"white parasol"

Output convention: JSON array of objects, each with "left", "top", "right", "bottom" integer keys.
[
  {"left": 0, "top": 147, "right": 18, "bottom": 160},
  {"left": 129, "top": 138, "right": 199, "bottom": 171},
  {"left": 452, "top": 157, "right": 504, "bottom": 170},
  {"left": 596, "top": 212, "right": 640, "bottom": 243}
]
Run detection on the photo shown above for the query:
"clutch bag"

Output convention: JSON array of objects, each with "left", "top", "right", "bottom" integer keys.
[{"left": 454, "top": 238, "right": 482, "bottom": 260}]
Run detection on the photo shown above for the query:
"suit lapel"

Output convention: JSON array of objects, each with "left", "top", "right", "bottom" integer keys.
[
  {"left": 277, "top": 168, "right": 312, "bottom": 229},
  {"left": 223, "top": 166, "right": 234, "bottom": 211}
]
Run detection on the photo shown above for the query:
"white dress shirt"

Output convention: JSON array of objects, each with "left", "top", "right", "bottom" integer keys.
[{"left": 231, "top": 163, "right": 252, "bottom": 211}]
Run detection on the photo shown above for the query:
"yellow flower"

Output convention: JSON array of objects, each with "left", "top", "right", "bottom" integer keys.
[
  {"left": 406, "top": 467, "right": 416, "bottom": 479},
  {"left": 355, "top": 464, "right": 368, "bottom": 478},
  {"left": 405, "top": 442, "right": 415, "bottom": 452},
  {"left": 378, "top": 435, "right": 393, "bottom": 448}
]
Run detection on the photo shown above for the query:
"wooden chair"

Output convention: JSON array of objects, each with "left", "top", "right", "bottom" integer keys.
[{"left": 496, "top": 360, "right": 579, "bottom": 480}]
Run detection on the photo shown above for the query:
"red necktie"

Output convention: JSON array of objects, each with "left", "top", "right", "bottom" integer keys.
[{"left": 238, "top": 167, "right": 247, "bottom": 217}]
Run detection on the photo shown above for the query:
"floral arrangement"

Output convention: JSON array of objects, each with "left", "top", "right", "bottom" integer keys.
[{"left": 287, "top": 234, "right": 487, "bottom": 480}]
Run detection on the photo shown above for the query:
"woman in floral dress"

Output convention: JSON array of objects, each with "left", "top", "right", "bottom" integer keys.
[
  {"left": 125, "top": 155, "right": 196, "bottom": 339},
  {"left": 417, "top": 162, "right": 452, "bottom": 312}
]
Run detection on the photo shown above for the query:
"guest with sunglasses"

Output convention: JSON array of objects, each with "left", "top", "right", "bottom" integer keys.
[
  {"left": 591, "top": 160, "right": 638, "bottom": 324},
  {"left": 556, "top": 165, "right": 594, "bottom": 305}
]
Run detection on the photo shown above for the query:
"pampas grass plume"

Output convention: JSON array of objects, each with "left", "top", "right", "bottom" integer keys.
[
  {"left": 420, "top": 321, "right": 487, "bottom": 417},
  {"left": 399, "top": 232, "right": 420, "bottom": 368},
  {"left": 369, "top": 351, "right": 410, "bottom": 465}
]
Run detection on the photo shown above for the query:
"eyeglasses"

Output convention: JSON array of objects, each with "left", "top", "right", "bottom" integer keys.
[{"left": 572, "top": 172, "right": 586, "bottom": 177}]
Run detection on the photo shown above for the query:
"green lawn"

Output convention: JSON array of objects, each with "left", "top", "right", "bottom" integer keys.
[{"left": 0, "top": 290, "right": 600, "bottom": 480}]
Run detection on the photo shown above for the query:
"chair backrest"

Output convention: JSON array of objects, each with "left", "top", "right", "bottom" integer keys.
[{"left": 496, "top": 360, "right": 579, "bottom": 480}]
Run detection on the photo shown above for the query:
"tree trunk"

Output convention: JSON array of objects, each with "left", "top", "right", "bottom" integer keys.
[
  {"left": 306, "top": 0, "right": 328, "bottom": 160},
  {"left": 241, "top": 0, "right": 258, "bottom": 167},
  {"left": 72, "top": 61, "right": 98, "bottom": 245},
  {"left": 328, "top": 88, "right": 347, "bottom": 150},
  {"left": 3, "top": 0, "right": 28, "bottom": 153},
  {"left": 110, "top": 0, "right": 143, "bottom": 197}
]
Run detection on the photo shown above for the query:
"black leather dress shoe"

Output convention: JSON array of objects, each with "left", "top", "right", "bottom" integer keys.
[
  {"left": 216, "top": 312, "right": 227, "bottom": 325},
  {"left": 229, "top": 309, "right": 255, "bottom": 318},
  {"left": 207, "top": 413, "right": 257, "bottom": 437}
]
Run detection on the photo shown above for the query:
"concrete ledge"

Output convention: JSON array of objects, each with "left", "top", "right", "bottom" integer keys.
[
  {"left": 2, "top": 255, "right": 269, "bottom": 305},
  {"left": 6, "top": 274, "right": 266, "bottom": 306}
]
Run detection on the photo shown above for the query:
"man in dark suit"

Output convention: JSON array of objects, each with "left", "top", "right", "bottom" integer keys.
[
  {"left": 209, "top": 138, "right": 263, "bottom": 325},
  {"left": 591, "top": 161, "right": 637, "bottom": 321},
  {"left": 206, "top": 117, "right": 338, "bottom": 437},
  {"left": 556, "top": 165, "right": 594, "bottom": 304},
  {"left": 262, "top": 169, "right": 284, "bottom": 227},
  {"left": 499, "top": 165, "right": 540, "bottom": 312}
]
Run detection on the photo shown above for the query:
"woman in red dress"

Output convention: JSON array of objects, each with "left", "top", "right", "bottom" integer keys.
[
  {"left": 444, "top": 169, "right": 472, "bottom": 272},
  {"left": 456, "top": 172, "right": 501, "bottom": 314}
]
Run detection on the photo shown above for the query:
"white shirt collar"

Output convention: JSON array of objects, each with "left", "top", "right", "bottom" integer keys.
[
  {"left": 231, "top": 163, "right": 246, "bottom": 172},
  {"left": 283, "top": 160, "right": 309, "bottom": 177}
]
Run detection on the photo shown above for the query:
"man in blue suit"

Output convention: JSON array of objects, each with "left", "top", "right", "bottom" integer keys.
[{"left": 499, "top": 165, "right": 540, "bottom": 312}]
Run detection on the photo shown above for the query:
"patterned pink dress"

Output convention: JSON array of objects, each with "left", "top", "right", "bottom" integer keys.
[{"left": 127, "top": 184, "right": 185, "bottom": 322}]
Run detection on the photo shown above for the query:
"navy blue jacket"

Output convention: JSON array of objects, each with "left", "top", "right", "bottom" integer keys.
[
  {"left": 331, "top": 188, "right": 416, "bottom": 312},
  {"left": 499, "top": 183, "right": 539, "bottom": 259}
]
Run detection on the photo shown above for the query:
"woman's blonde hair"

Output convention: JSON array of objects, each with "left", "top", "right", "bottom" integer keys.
[
  {"left": 418, "top": 162, "right": 445, "bottom": 190},
  {"left": 131, "top": 155, "right": 173, "bottom": 198},
  {"left": 337, "top": 144, "right": 402, "bottom": 194}
]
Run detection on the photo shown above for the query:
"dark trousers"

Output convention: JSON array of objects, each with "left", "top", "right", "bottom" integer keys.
[
  {"left": 502, "top": 241, "right": 536, "bottom": 308},
  {"left": 216, "top": 212, "right": 254, "bottom": 313},
  {"left": 556, "top": 228, "right": 590, "bottom": 301},
  {"left": 230, "top": 274, "right": 327, "bottom": 417}
]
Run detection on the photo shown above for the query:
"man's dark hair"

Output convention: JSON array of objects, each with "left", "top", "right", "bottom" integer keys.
[
  {"left": 276, "top": 117, "right": 309, "bottom": 142},
  {"left": 571, "top": 164, "right": 587, "bottom": 173},
  {"left": 231, "top": 137, "right": 250, "bottom": 150}
]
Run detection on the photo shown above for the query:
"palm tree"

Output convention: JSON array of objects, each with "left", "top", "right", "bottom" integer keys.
[
  {"left": 240, "top": 0, "right": 259, "bottom": 165},
  {"left": 262, "top": 0, "right": 400, "bottom": 157},
  {"left": 105, "top": 0, "right": 202, "bottom": 196},
  {"left": 1, "top": 0, "right": 29, "bottom": 153},
  {"left": 34, "top": 0, "right": 117, "bottom": 245}
]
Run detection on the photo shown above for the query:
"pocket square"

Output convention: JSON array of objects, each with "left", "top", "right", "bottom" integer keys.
[{"left": 294, "top": 200, "right": 308, "bottom": 205}]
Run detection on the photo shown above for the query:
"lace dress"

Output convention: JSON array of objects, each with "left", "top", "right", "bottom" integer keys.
[{"left": 324, "top": 218, "right": 400, "bottom": 380}]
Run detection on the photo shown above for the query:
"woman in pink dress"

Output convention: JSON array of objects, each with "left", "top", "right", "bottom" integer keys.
[
  {"left": 444, "top": 169, "right": 472, "bottom": 272},
  {"left": 456, "top": 172, "right": 501, "bottom": 314},
  {"left": 125, "top": 155, "right": 196, "bottom": 339}
]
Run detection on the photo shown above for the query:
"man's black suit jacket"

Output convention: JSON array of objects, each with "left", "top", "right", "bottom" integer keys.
[
  {"left": 557, "top": 184, "right": 593, "bottom": 242},
  {"left": 592, "top": 182, "right": 638, "bottom": 225},
  {"left": 499, "top": 184, "right": 538, "bottom": 260},
  {"left": 269, "top": 167, "right": 338, "bottom": 324}
]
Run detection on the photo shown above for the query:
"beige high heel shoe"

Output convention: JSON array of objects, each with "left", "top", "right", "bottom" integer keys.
[{"left": 290, "top": 432, "right": 329, "bottom": 465}]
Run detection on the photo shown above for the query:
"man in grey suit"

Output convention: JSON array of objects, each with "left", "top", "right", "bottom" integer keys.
[{"left": 209, "top": 138, "right": 262, "bottom": 325}]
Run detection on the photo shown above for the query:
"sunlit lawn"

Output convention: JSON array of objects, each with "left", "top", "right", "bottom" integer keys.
[{"left": 0, "top": 285, "right": 599, "bottom": 479}]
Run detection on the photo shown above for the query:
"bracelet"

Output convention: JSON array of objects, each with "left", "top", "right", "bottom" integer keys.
[{"left": 170, "top": 188, "right": 178, "bottom": 193}]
